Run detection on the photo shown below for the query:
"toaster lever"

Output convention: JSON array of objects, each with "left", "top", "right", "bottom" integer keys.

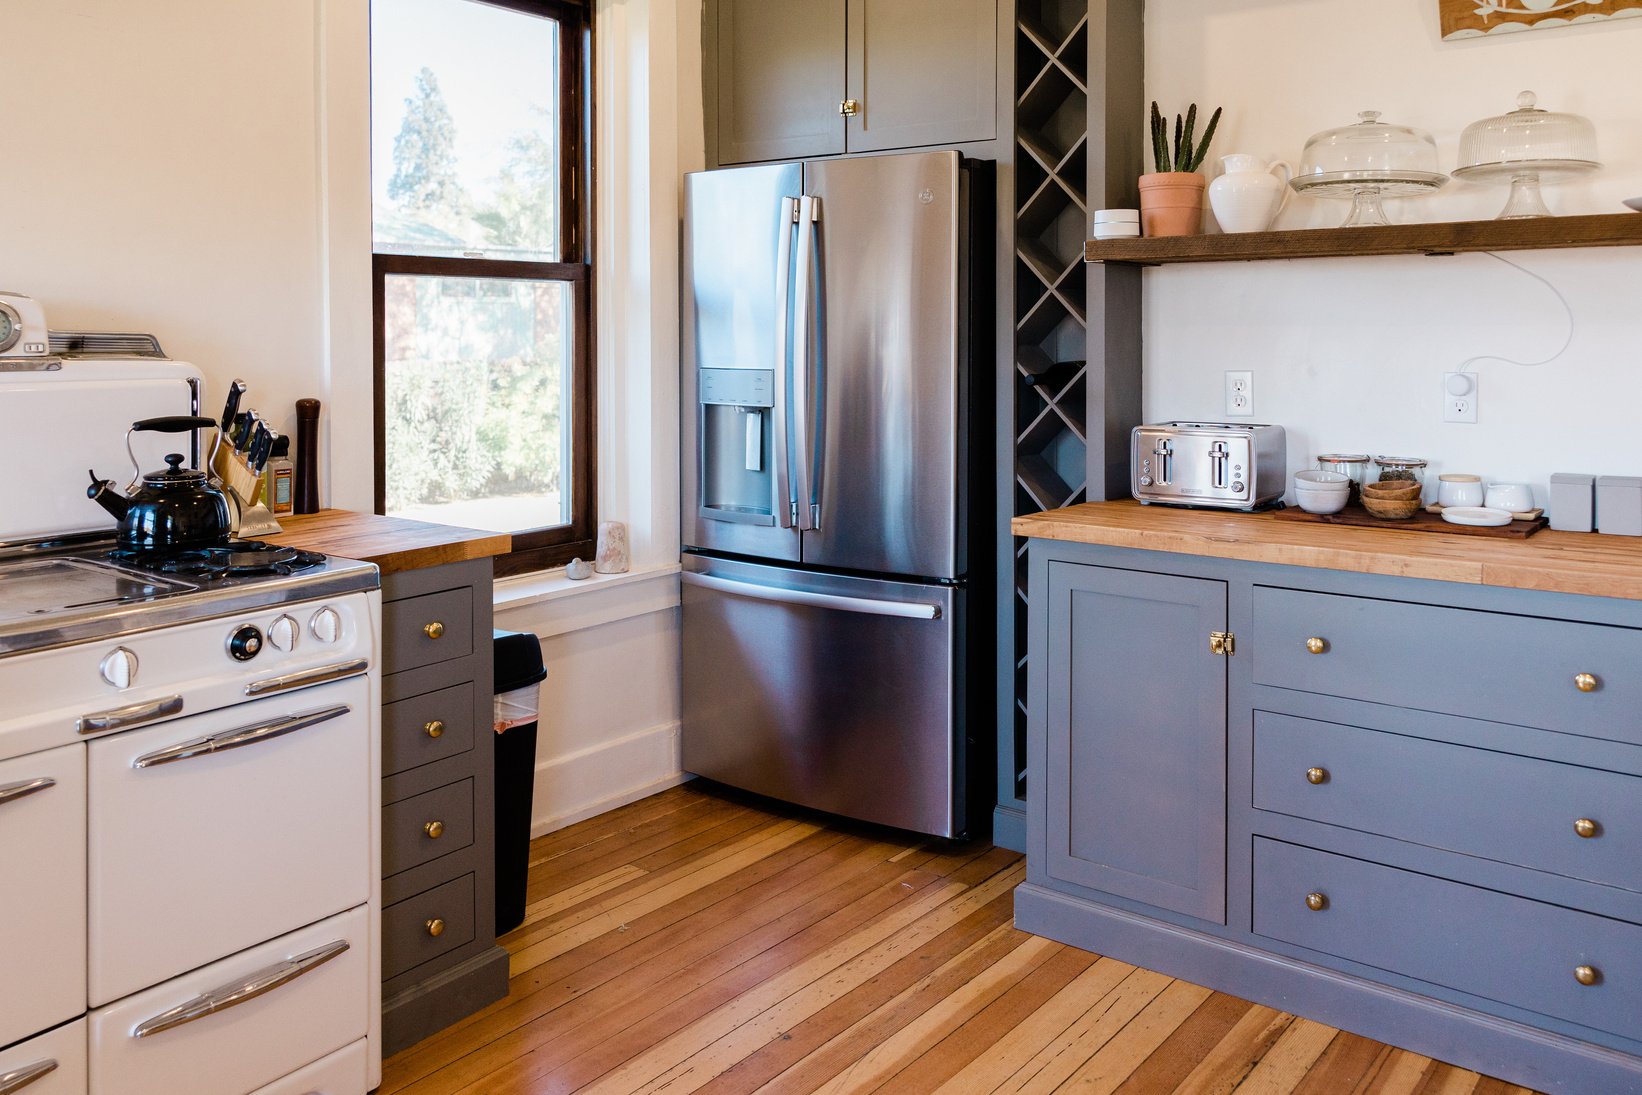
[
  {"left": 1209, "top": 440, "right": 1230, "bottom": 489},
  {"left": 1153, "top": 438, "right": 1173, "bottom": 485}
]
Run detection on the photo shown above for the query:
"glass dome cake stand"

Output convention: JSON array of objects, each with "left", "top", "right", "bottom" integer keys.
[
  {"left": 1454, "top": 92, "right": 1601, "bottom": 220},
  {"left": 1292, "top": 112, "right": 1448, "bottom": 227}
]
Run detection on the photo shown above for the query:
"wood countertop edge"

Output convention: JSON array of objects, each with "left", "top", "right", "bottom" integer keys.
[
  {"left": 263, "top": 510, "right": 513, "bottom": 575},
  {"left": 1013, "top": 502, "right": 1642, "bottom": 601}
]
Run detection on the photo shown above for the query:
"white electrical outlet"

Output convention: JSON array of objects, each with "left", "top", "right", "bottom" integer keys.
[
  {"left": 1443, "top": 371, "right": 1478, "bottom": 424},
  {"left": 1225, "top": 370, "right": 1253, "bottom": 417}
]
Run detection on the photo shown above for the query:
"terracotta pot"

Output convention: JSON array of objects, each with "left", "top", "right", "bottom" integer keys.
[{"left": 1138, "top": 171, "right": 1207, "bottom": 237}]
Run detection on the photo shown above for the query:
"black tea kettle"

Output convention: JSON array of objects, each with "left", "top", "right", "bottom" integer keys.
[{"left": 87, "top": 416, "right": 232, "bottom": 553}]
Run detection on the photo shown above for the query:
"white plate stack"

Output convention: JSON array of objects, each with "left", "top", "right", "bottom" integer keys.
[{"left": 1092, "top": 209, "right": 1140, "bottom": 240}]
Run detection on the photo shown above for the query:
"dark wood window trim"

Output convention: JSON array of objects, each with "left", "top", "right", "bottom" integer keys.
[{"left": 372, "top": 0, "right": 595, "bottom": 577}]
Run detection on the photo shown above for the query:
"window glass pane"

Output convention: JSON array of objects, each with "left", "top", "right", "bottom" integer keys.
[
  {"left": 383, "top": 274, "right": 574, "bottom": 533},
  {"left": 371, "top": 0, "right": 560, "bottom": 261}
]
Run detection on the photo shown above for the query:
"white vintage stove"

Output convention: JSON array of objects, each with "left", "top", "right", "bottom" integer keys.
[{"left": 0, "top": 299, "right": 381, "bottom": 1095}]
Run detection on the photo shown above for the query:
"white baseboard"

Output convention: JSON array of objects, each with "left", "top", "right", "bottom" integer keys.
[{"left": 529, "top": 719, "right": 686, "bottom": 838}]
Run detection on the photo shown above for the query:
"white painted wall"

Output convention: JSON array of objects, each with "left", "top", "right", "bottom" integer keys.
[{"left": 1145, "top": 0, "right": 1642, "bottom": 506}]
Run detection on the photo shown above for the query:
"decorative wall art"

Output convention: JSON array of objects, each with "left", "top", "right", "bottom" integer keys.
[{"left": 1441, "top": 0, "right": 1642, "bottom": 40}]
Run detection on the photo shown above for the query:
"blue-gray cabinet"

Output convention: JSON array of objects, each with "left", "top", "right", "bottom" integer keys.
[{"left": 1018, "top": 538, "right": 1642, "bottom": 1095}]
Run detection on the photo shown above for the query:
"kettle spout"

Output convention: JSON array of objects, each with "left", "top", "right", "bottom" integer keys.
[{"left": 87, "top": 470, "right": 131, "bottom": 521}]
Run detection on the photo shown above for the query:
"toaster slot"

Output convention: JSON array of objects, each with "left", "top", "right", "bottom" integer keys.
[
  {"left": 1153, "top": 437, "right": 1173, "bottom": 485},
  {"left": 1209, "top": 441, "right": 1229, "bottom": 489}
]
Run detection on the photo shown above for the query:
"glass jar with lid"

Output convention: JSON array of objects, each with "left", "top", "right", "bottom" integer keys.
[
  {"left": 1292, "top": 111, "right": 1448, "bottom": 227},
  {"left": 1373, "top": 455, "right": 1428, "bottom": 486},
  {"left": 1316, "top": 454, "right": 1369, "bottom": 501}
]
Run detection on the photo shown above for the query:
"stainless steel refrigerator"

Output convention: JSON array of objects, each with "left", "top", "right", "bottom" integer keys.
[{"left": 680, "top": 149, "right": 991, "bottom": 839}]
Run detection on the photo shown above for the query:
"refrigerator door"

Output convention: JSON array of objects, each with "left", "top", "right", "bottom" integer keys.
[
  {"left": 682, "top": 162, "right": 804, "bottom": 562},
  {"left": 680, "top": 554, "right": 965, "bottom": 837},
  {"left": 797, "top": 151, "right": 965, "bottom": 579}
]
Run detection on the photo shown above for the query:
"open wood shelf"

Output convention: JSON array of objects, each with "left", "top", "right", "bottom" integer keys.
[{"left": 1084, "top": 212, "right": 1642, "bottom": 266}]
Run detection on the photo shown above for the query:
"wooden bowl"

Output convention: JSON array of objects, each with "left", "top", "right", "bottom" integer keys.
[
  {"left": 1361, "top": 493, "right": 1423, "bottom": 519},
  {"left": 1362, "top": 480, "right": 1423, "bottom": 500}
]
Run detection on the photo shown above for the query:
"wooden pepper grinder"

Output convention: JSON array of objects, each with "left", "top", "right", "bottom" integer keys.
[{"left": 294, "top": 397, "right": 321, "bottom": 514}]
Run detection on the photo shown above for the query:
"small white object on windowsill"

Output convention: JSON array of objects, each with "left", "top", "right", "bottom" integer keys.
[{"left": 566, "top": 557, "right": 594, "bottom": 580}]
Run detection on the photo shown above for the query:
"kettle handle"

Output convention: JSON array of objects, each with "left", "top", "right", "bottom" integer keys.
[{"left": 125, "top": 415, "right": 223, "bottom": 487}]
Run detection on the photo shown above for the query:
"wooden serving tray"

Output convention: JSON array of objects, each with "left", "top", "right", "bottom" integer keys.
[{"left": 1274, "top": 503, "right": 1549, "bottom": 539}]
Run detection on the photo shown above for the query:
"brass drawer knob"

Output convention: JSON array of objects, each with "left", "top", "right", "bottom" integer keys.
[
  {"left": 1574, "top": 673, "right": 1598, "bottom": 693},
  {"left": 424, "top": 621, "right": 446, "bottom": 640},
  {"left": 1306, "top": 767, "right": 1328, "bottom": 785},
  {"left": 1575, "top": 818, "right": 1600, "bottom": 839},
  {"left": 424, "top": 820, "right": 445, "bottom": 839},
  {"left": 1575, "top": 964, "right": 1600, "bottom": 986},
  {"left": 1305, "top": 637, "right": 1327, "bottom": 655},
  {"left": 424, "top": 719, "right": 445, "bottom": 739},
  {"left": 426, "top": 917, "right": 446, "bottom": 938},
  {"left": 1305, "top": 892, "right": 1328, "bottom": 912}
]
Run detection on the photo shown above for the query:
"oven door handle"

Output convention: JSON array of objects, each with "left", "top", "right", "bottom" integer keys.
[
  {"left": 0, "top": 777, "right": 54, "bottom": 809},
  {"left": 244, "top": 658, "right": 369, "bottom": 697},
  {"left": 132, "top": 939, "right": 350, "bottom": 1039},
  {"left": 0, "top": 1058, "right": 57, "bottom": 1095},
  {"left": 132, "top": 704, "right": 350, "bottom": 769},
  {"left": 76, "top": 694, "right": 184, "bottom": 736}
]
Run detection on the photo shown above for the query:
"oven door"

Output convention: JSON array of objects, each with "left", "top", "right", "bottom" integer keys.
[{"left": 86, "top": 675, "right": 371, "bottom": 1006}]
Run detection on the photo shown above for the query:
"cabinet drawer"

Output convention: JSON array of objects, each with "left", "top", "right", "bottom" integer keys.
[
  {"left": 382, "top": 779, "right": 474, "bottom": 879},
  {"left": 383, "top": 682, "right": 475, "bottom": 777},
  {"left": 383, "top": 873, "right": 476, "bottom": 980},
  {"left": 248, "top": 1039, "right": 367, "bottom": 1095},
  {"left": 1251, "top": 586, "right": 1642, "bottom": 744},
  {"left": 1254, "top": 712, "right": 1642, "bottom": 892},
  {"left": 0, "top": 1019, "right": 86, "bottom": 1095},
  {"left": 383, "top": 586, "right": 473, "bottom": 675},
  {"left": 1254, "top": 839, "right": 1642, "bottom": 1040}
]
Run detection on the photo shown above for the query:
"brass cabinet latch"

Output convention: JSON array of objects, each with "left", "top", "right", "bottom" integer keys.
[
  {"left": 1210, "top": 631, "right": 1235, "bottom": 656},
  {"left": 839, "top": 98, "right": 860, "bottom": 117}
]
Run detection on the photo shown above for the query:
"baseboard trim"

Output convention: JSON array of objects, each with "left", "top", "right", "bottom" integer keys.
[
  {"left": 532, "top": 771, "right": 693, "bottom": 838},
  {"left": 1013, "top": 882, "right": 1642, "bottom": 1095},
  {"left": 528, "top": 718, "right": 683, "bottom": 836},
  {"left": 992, "top": 803, "right": 1026, "bottom": 853},
  {"left": 381, "top": 945, "right": 510, "bottom": 1057}
]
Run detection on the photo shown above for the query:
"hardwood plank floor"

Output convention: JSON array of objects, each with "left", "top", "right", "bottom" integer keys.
[{"left": 381, "top": 783, "right": 1546, "bottom": 1095}]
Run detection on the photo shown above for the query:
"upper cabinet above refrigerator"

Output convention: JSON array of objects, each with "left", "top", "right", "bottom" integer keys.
[{"left": 708, "top": 0, "right": 998, "bottom": 167}]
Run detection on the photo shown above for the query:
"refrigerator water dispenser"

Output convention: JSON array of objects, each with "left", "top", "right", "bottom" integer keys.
[{"left": 699, "top": 367, "right": 777, "bottom": 525}]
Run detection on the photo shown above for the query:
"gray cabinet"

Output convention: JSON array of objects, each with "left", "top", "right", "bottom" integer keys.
[
  {"left": 1018, "top": 539, "right": 1642, "bottom": 1095},
  {"left": 1043, "top": 562, "right": 1226, "bottom": 923},
  {"left": 709, "top": 0, "right": 996, "bottom": 165},
  {"left": 378, "top": 558, "right": 508, "bottom": 1055}
]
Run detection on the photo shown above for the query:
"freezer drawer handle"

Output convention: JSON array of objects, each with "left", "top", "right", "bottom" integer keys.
[
  {"left": 684, "top": 571, "right": 940, "bottom": 620},
  {"left": 0, "top": 1059, "right": 57, "bottom": 1094},
  {"left": 76, "top": 694, "right": 184, "bottom": 735},
  {"left": 132, "top": 938, "right": 350, "bottom": 1039},
  {"left": 244, "top": 657, "right": 369, "bottom": 697},
  {"left": 132, "top": 704, "right": 350, "bottom": 769},
  {"left": 0, "top": 776, "right": 55, "bottom": 809}
]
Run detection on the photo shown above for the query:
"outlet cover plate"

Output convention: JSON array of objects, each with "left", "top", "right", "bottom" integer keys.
[{"left": 1226, "top": 370, "right": 1253, "bottom": 417}]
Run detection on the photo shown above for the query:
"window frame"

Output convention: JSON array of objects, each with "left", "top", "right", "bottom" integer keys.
[{"left": 371, "top": 0, "right": 595, "bottom": 577}]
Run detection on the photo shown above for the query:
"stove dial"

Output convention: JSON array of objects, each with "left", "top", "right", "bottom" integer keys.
[
  {"left": 311, "top": 607, "right": 342, "bottom": 644},
  {"left": 100, "top": 647, "right": 138, "bottom": 689},
  {"left": 268, "top": 614, "right": 299, "bottom": 652},
  {"left": 228, "top": 624, "right": 264, "bottom": 662}
]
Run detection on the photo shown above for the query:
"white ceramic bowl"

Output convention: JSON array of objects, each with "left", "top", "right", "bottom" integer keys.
[
  {"left": 1295, "top": 489, "right": 1349, "bottom": 514},
  {"left": 1295, "top": 469, "right": 1351, "bottom": 488}
]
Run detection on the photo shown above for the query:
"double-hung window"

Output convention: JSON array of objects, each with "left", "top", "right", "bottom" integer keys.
[{"left": 371, "top": 0, "right": 593, "bottom": 575}]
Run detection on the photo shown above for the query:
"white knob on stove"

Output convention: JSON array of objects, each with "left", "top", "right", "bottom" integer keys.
[
  {"left": 310, "top": 607, "right": 342, "bottom": 644},
  {"left": 268, "top": 614, "right": 299, "bottom": 652},
  {"left": 100, "top": 647, "right": 138, "bottom": 689}
]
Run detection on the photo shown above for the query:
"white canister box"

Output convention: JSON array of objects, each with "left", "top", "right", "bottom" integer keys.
[
  {"left": 1549, "top": 473, "right": 1595, "bottom": 533},
  {"left": 1596, "top": 475, "right": 1642, "bottom": 536}
]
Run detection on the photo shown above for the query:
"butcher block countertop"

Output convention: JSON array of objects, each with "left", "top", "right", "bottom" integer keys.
[
  {"left": 1014, "top": 500, "right": 1642, "bottom": 601},
  {"left": 264, "top": 509, "right": 512, "bottom": 575}
]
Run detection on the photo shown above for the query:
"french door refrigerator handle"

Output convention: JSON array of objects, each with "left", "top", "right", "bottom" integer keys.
[
  {"left": 792, "top": 194, "right": 821, "bottom": 531},
  {"left": 773, "top": 196, "right": 797, "bottom": 529},
  {"left": 683, "top": 571, "right": 941, "bottom": 620}
]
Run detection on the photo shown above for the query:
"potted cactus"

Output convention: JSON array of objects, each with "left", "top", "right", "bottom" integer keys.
[{"left": 1139, "top": 102, "right": 1223, "bottom": 237}]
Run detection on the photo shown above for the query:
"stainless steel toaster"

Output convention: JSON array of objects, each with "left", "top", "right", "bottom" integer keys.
[{"left": 1131, "top": 421, "right": 1287, "bottom": 510}]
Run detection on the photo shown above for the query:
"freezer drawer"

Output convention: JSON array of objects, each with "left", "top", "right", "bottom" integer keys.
[
  {"left": 681, "top": 555, "right": 964, "bottom": 837},
  {"left": 0, "top": 1019, "right": 86, "bottom": 1095}
]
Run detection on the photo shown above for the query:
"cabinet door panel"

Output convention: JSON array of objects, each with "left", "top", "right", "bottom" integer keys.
[
  {"left": 845, "top": 0, "right": 996, "bottom": 152},
  {"left": 716, "top": 0, "right": 845, "bottom": 164},
  {"left": 1046, "top": 563, "right": 1228, "bottom": 923}
]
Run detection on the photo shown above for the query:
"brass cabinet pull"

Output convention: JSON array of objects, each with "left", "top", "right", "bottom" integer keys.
[
  {"left": 1574, "top": 818, "right": 1600, "bottom": 839},
  {"left": 1574, "top": 673, "right": 1598, "bottom": 693},
  {"left": 424, "top": 621, "right": 446, "bottom": 640},
  {"left": 424, "top": 719, "right": 445, "bottom": 739},
  {"left": 1305, "top": 767, "right": 1328, "bottom": 785},
  {"left": 1305, "top": 637, "right": 1327, "bottom": 655},
  {"left": 424, "top": 820, "right": 445, "bottom": 839},
  {"left": 838, "top": 98, "right": 860, "bottom": 117},
  {"left": 1305, "top": 892, "right": 1328, "bottom": 912},
  {"left": 1575, "top": 964, "right": 1600, "bottom": 986},
  {"left": 426, "top": 918, "right": 446, "bottom": 938}
]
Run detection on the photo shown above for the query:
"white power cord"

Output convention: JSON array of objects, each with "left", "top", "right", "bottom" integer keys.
[{"left": 1457, "top": 251, "right": 1575, "bottom": 370}]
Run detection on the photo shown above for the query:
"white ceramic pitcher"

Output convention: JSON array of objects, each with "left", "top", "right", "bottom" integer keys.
[{"left": 1208, "top": 154, "right": 1293, "bottom": 233}]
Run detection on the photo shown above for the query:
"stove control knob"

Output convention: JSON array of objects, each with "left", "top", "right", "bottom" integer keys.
[
  {"left": 100, "top": 647, "right": 138, "bottom": 689},
  {"left": 228, "top": 624, "right": 264, "bottom": 662},
  {"left": 268, "top": 614, "right": 299, "bottom": 652},
  {"left": 311, "top": 607, "right": 342, "bottom": 644}
]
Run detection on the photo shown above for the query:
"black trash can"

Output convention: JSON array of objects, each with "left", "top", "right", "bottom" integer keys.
[{"left": 493, "top": 629, "right": 547, "bottom": 936}]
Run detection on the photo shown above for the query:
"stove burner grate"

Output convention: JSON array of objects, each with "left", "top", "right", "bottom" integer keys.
[{"left": 108, "top": 541, "right": 327, "bottom": 580}]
